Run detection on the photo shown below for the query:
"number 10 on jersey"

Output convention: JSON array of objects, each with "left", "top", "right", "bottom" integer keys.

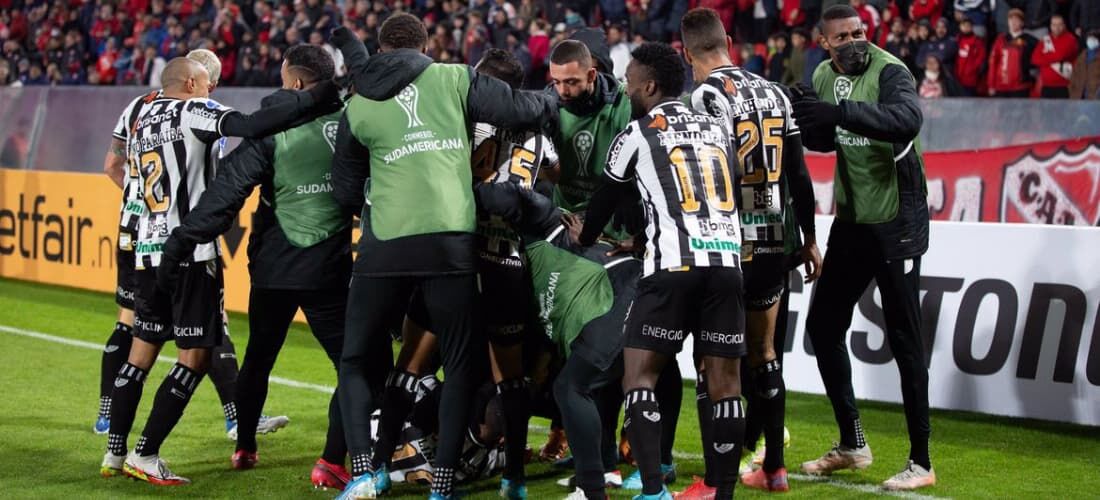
[{"left": 669, "top": 144, "right": 736, "bottom": 214}]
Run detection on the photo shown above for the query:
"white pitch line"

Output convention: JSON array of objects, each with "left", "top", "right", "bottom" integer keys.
[
  {"left": 5, "top": 324, "right": 945, "bottom": 499},
  {"left": 0, "top": 324, "right": 336, "bottom": 394}
]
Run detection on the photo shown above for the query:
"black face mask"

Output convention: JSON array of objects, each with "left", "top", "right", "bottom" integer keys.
[{"left": 833, "top": 40, "right": 870, "bottom": 75}]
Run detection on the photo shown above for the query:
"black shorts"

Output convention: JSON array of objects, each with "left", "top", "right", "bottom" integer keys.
[
  {"left": 742, "top": 248, "right": 786, "bottom": 312},
  {"left": 115, "top": 244, "right": 137, "bottom": 309},
  {"left": 132, "top": 259, "right": 225, "bottom": 349},
  {"left": 476, "top": 253, "right": 531, "bottom": 346},
  {"left": 624, "top": 267, "right": 746, "bottom": 358}
]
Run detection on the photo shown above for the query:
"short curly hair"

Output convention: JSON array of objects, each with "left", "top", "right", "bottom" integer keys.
[
  {"left": 630, "top": 42, "right": 685, "bottom": 98},
  {"left": 380, "top": 13, "right": 429, "bottom": 51}
]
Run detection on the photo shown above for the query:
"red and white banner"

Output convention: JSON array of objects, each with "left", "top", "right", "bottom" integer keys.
[{"left": 806, "top": 136, "right": 1100, "bottom": 225}]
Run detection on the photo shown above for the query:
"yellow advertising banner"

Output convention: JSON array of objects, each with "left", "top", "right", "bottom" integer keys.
[{"left": 0, "top": 169, "right": 260, "bottom": 315}]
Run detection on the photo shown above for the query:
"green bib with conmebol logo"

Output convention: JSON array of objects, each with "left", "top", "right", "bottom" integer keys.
[
  {"left": 553, "top": 87, "right": 632, "bottom": 213},
  {"left": 346, "top": 63, "right": 476, "bottom": 240},
  {"left": 812, "top": 44, "right": 925, "bottom": 224},
  {"left": 272, "top": 106, "right": 349, "bottom": 247}
]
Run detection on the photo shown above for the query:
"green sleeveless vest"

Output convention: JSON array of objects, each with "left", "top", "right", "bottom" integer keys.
[
  {"left": 553, "top": 86, "right": 632, "bottom": 212},
  {"left": 527, "top": 239, "right": 613, "bottom": 357},
  {"left": 812, "top": 44, "right": 925, "bottom": 224},
  {"left": 346, "top": 64, "right": 475, "bottom": 240},
  {"left": 272, "top": 106, "right": 348, "bottom": 247}
]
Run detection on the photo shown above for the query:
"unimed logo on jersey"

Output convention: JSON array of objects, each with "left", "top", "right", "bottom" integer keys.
[{"left": 689, "top": 236, "right": 740, "bottom": 253}]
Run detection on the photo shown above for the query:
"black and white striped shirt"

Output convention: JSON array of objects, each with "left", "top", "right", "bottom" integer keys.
[
  {"left": 129, "top": 96, "right": 233, "bottom": 269},
  {"left": 112, "top": 89, "right": 161, "bottom": 250},
  {"left": 604, "top": 101, "right": 742, "bottom": 277},
  {"left": 472, "top": 123, "right": 559, "bottom": 258},
  {"left": 691, "top": 66, "right": 798, "bottom": 244}
]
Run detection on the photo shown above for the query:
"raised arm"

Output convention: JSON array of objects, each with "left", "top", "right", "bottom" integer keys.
[{"left": 466, "top": 68, "right": 559, "bottom": 131}]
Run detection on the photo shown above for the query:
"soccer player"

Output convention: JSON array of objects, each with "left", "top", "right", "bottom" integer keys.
[
  {"left": 577, "top": 42, "right": 745, "bottom": 500},
  {"left": 470, "top": 48, "right": 559, "bottom": 500},
  {"left": 678, "top": 7, "right": 822, "bottom": 495},
  {"left": 329, "top": 13, "right": 556, "bottom": 500},
  {"left": 96, "top": 49, "right": 287, "bottom": 440},
  {"left": 99, "top": 57, "right": 338, "bottom": 485},
  {"left": 548, "top": 36, "right": 681, "bottom": 489},
  {"left": 479, "top": 178, "right": 642, "bottom": 500},
  {"left": 791, "top": 5, "right": 933, "bottom": 491},
  {"left": 157, "top": 43, "right": 353, "bottom": 487}
]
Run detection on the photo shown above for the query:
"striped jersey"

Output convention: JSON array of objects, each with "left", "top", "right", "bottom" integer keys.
[
  {"left": 129, "top": 96, "right": 235, "bottom": 268},
  {"left": 604, "top": 101, "right": 741, "bottom": 277},
  {"left": 691, "top": 66, "right": 798, "bottom": 246},
  {"left": 471, "top": 123, "right": 559, "bottom": 258},
  {"left": 112, "top": 89, "right": 162, "bottom": 250}
]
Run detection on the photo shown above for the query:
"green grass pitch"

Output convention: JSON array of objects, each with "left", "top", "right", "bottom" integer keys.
[{"left": 1, "top": 277, "right": 1098, "bottom": 499}]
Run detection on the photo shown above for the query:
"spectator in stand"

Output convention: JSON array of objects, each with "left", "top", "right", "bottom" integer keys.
[
  {"left": 607, "top": 22, "right": 631, "bottom": 81},
  {"left": 505, "top": 29, "right": 532, "bottom": 76},
  {"left": 1031, "top": 14, "right": 1078, "bottom": 98},
  {"left": 766, "top": 31, "right": 789, "bottom": 82},
  {"left": 851, "top": 0, "right": 881, "bottom": 40},
  {"left": 917, "top": 18, "right": 958, "bottom": 70},
  {"left": 0, "top": 59, "right": 18, "bottom": 87},
  {"left": 526, "top": 19, "right": 550, "bottom": 87},
  {"left": 464, "top": 10, "right": 489, "bottom": 64},
  {"left": 1071, "top": 0, "right": 1100, "bottom": 37},
  {"left": 988, "top": 8, "right": 1038, "bottom": 97},
  {"left": 489, "top": 8, "right": 511, "bottom": 49},
  {"left": 783, "top": 27, "right": 808, "bottom": 86},
  {"left": 310, "top": 30, "right": 345, "bottom": 76},
  {"left": 885, "top": 18, "right": 916, "bottom": 68},
  {"left": 135, "top": 44, "right": 166, "bottom": 86},
  {"left": 955, "top": 17, "right": 988, "bottom": 95},
  {"left": 911, "top": 19, "right": 932, "bottom": 66},
  {"left": 518, "top": 0, "right": 542, "bottom": 24},
  {"left": 740, "top": 42, "right": 766, "bottom": 76},
  {"left": 955, "top": 0, "right": 991, "bottom": 38},
  {"left": 23, "top": 61, "right": 46, "bottom": 85},
  {"left": 919, "top": 54, "right": 964, "bottom": 97},
  {"left": 803, "top": 24, "right": 828, "bottom": 85},
  {"left": 781, "top": 0, "right": 806, "bottom": 30},
  {"left": 1018, "top": 0, "right": 1057, "bottom": 39},
  {"left": 45, "top": 62, "right": 64, "bottom": 85},
  {"left": 1069, "top": 30, "right": 1100, "bottom": 99},
  {"left": 909, "top": 0, "right": 942, "bottom": 28},
  {"left": 876, "top": 6, "right": 895, "bottom": 46},
  {"left": 645, "top": 0, "right": 690, "bottom": 42},
  {"left": 235, "top": 54, "right": 267, "bottom": 87}
]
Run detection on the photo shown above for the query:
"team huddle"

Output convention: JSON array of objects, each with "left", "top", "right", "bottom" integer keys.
[{"left": 93, "top": 5, "right": 935, "bottom": 500}]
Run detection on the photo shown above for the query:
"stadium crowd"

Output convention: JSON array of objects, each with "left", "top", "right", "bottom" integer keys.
[{"left": 0, "top": 0, "right": 1098, "bottom": 98}]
